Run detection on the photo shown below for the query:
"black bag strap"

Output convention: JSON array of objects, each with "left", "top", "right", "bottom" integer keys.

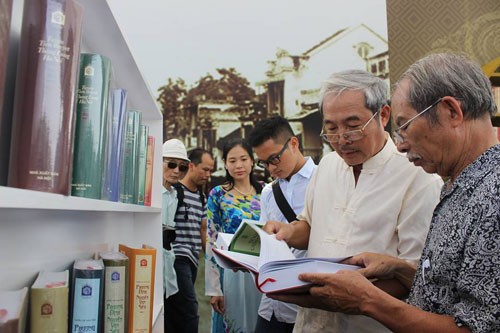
[{"left": 272, "top": 180, "right": 297, "bottom": 223}]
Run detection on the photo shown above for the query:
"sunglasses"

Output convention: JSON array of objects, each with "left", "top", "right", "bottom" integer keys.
[{"left": 164, "top": 160, "right": 189, "bottom": 172}]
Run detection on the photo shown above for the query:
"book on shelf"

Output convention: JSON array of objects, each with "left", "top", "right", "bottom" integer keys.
[
  {"left": 102, "top": 89, "right": 128, "bottom": 202},
  {"left": 8, "top": 0, "right": 83, "bottom": 195},
  {"left": 99, "top": 251, "right": 129, "bottom": 333},
  {"left": 71, "top": 53, "right": 111, "bottom": 199},
  {"left": 30, "top": 270, "right": 69, "bottom": 333},
  {"left": 0, "top": 287, "right": 28, "bottom": 333},
  {"left": 212, "top": 220, "right": 359, "bottom": 294},
  {"left": 118, "top": 244, "right": 156, "bottom": 333},
  {"left": 143, "top": 135, "right": 155, "bottom": 206},
  {"left": 119, "top": 110, "right": 142, "bottom": 204},
  {"left": 136, "top": 125, "right": 149, "bottom": 205},
  {"left": 70, "top": 259, "right": 104, "bottom": 333}
]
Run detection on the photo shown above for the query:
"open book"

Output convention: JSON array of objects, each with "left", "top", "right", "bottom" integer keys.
[{"left": 212, "top": 220, "right": 359, "bottom": 294}]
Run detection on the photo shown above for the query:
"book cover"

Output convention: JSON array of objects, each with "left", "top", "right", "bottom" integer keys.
[
  {"left": 71, "top": 53, "right": 111, "bottom": 199},
  {"left": 30, "top": 270, "right": 69, "bottom": 333},
  {"left": 136, "top": 125, "right": 149, "bottom": 205},
  {"left": 119, "top": 110, "right": 141, "bottom": 204},
  {"left": 7, "top": 0, "right": 83, "bottom": 195},
  {"left": 102, "top": 89, "right": 128, "bottom": 202},
  {"left": 99, "top": 251, "right": 129, "bottom": 333},
  {"left": 212, "top": 221, "right": 359, "bottom": 294},
  {"left": 118, "top": 244, "right": 156, "bottom": 333},
  {"left": 70, "top": 259, "right": 105, "bottom": 333},
  {"left": 143, "top": 135, "right": 155, "bottom": 206},
  {"left": 0, "top": 287, "right": 28, "bottom": 333}
]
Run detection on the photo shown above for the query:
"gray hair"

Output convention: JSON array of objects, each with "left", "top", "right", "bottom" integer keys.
[
  {"left": 319, "top": 69, "right": 389, "bottom": 115},
  {"left": 394, "top": 53, "right": 497, "bottom": 123}
]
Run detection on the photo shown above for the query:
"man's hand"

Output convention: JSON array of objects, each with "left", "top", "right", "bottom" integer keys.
[
  {"left": 262, "top": 220, "right": 310, "bottom": 249},
  {"left": 210, "top": 295, "right": 225, "bottom": 314},
  {"left": 269, "top": 270, "right": 377, "bottom": 314},
  {"left": 262, "top": 220, "right": 294, "bottom": 241}
]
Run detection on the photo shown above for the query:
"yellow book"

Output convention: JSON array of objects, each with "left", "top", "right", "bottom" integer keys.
[
  {"left": 118, "top": 244, "right": 156, "bottom": 333},
  {"left": 30, "top": 271, "right": 69, "bottom": 333}
]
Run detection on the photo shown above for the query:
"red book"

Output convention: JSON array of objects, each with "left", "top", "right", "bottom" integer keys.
[
  {"left": 8, "top": 0, "right": 83, "bottom": 195},
  {"left": 143, "top": 135, "right": 155, "bottom": 206}
]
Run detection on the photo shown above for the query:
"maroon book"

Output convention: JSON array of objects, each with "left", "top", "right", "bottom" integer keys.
[{"left": 8, "top": 0, "right": 83, "bottom": 195}]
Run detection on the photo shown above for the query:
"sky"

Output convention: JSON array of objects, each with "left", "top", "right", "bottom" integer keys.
[{"left": 107, "top": 0, "right": 388, "bottom": 96}]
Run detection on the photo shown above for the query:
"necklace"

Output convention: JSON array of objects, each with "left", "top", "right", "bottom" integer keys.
[{"left": 232, "top": 185, "right": 254, "bottom": 196}]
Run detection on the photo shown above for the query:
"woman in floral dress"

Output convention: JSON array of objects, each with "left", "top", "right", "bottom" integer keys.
[{"left": 205, "top": 138, "right": 264, "bottom": 333}]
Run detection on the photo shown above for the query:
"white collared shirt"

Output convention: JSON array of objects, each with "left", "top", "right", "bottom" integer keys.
[{"left": 258, "top": 157, "right": 317, "bottom": 323}]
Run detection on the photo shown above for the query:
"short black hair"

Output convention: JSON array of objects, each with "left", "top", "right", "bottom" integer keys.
[
  {"left": 248, "top": 116, "right": 294, "bottom": 147},
  {"left": 188, "top": 148, "right": 211, "bottom": 165}
]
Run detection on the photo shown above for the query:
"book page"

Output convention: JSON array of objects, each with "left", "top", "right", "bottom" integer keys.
[
  {"left": 212, "top": 248, "right": 259, "bottom": 273},
  {"left": 248, "top": 223, "right": 295, "bottom": 268},
  {"left": 228, "top": 219, "right": 263, "bottom": 255}
]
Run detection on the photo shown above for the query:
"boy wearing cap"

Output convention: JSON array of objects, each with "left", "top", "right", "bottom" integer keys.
[{"left": 162, "top": 139, "right": 190, "bottom": 328}]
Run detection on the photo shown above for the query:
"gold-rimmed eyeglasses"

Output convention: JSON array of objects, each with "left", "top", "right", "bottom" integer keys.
[
  {"left": 320, "top": 110, "right": 379, "bottom": 144},
  {"left": 393, "top": 98, "right": 442, "bottom": 145}
]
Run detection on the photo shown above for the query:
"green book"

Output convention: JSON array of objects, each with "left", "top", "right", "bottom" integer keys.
[
  {"left": 136, "top": 125, "right": 149, "bottom": 205},
  {"left": 119, "top": 110, "right": 141, "bottom": 204},
  {"left": 228, "top": 220, "right": 264, "bottom": 255},
  {"left": 71, "top": 53, "right": 111, "bottom": 199}
]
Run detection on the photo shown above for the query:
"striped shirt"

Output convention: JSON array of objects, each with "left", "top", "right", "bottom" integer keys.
[{"left": 171, "top": 184, "right": 206, "bottom": 267}]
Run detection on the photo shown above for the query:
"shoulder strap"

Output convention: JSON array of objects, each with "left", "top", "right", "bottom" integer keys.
[
  {"left": 173, "top": 183, "right": 184, "bottom": 208},
  {"left": 271, "top": 180, "right": 297, "bottom": 222}
]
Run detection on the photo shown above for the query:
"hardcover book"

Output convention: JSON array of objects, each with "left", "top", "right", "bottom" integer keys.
[
  {"left": 71, "top": 53, "right": 111, "bottom": 199},
  {"left": 8, "top": 0, "right": 83, "bottom": 195},
  {"left": 119, "top": 110, "right": 141, "bottom": 204},
  {"left": 70, "top": 259, "right": 104, "bottom": 333},
  {"left": 0, "top": 287, "right": 28, "bottom": 333},
  {"left": 136, "top": 125, "right": 149, "bottom": 205},
  {"left": 212, "top": 221, "right": 359, "bottom": 294},
  {"left": 99, "top": 251, "right": 129, "bottom": 333},
  {"left": 118, "top": 244, "right": 156, "bottom": 333},
  {"left": 143, "top": 135, "right": 155, "bottom": 206},
  {"left": 102, "top": 89, "right": 128, "bottom": 202},
  {"left": 30, "top": 270, "right": 69, "bottom": 333}
]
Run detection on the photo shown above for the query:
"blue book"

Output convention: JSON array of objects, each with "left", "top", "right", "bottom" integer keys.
[
  {"left": 102, "top": 89, "right": 127, "bottom": 201},
  {"left": 70, "top": 259, "right": 104, "bottom": 333}
]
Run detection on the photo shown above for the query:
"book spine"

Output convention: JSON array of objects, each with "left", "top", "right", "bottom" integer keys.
[
  {"left": 0, "top": 0, "right": 13, "bottom": 186},
  {"left": 118, "top": 245, "right": 156, "bottom": 333},
  {"left": 70, "top": 268, "right": 104, "bottom": 333},
  {"left": 136, "top": 125, "right": 149, "bottom": 205},
  {"left": 102, "top": 259, "right": 129, "bottom": 333},
  {"left": 119, "top": 110, "right": 141, "bottom": 204},
  {"left": 143, "top": 135, "right": 155, "bottom": 206},
  {"left": 102, "top": 89, "right": 127, "bottom": 202},
  {"left": 30, "top": 287, "right": 68, "bottom": 333},
  {"left": 7, "top": 0, "right": 83, "bottom": 195},
  {"left": 71, "top": 53, "right": 111, "bottom": 199}
]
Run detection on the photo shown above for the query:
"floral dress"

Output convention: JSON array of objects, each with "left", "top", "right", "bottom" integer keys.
[{"left": 205, "top": 185, "right": 263, "bottom": 333}]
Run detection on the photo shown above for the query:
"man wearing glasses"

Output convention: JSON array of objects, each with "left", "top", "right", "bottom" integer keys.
[
  {"left": 249, "top": 116, "right": 317, "bottom": 333},
  {"left": 161, "top": 138, "right": 190, "bottom": 328},
  {"left": 263, "top": 70, "right": 443, "bottom": 333}
]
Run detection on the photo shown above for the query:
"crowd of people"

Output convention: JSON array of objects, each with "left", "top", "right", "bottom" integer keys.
[{"left": 161, "top": 53, "right": 499, "bottom": 333}]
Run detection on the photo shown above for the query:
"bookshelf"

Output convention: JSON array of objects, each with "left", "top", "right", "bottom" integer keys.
[{"left": 0, "top": 0, "right": 164, "bottom": 325}]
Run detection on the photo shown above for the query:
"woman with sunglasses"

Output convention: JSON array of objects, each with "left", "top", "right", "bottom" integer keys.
[
  {"left": 205, "top": 138, "right": 264, "bottom": 333},
  {"left": 161, "top": 139, "right": 190, "bottom": 307}
]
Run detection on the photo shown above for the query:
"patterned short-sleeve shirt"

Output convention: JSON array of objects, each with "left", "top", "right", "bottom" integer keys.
[{"left": 408, "top": 144, "right": 500, "bottom": 332}]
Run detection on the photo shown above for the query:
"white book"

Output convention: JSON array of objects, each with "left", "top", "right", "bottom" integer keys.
[{"left": 212, "top": 221, "right": 359, "bottom": 294}]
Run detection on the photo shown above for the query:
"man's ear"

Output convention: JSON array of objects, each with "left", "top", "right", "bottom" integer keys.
[
  {"left": 289, "top": 136, "right": 299, "bottom": 150},
  {"left": 379, "top": 104, "right": 391, "bottom": 127},
  {"left": 441, "top": 96, "right": 464, "bottom": 127}
]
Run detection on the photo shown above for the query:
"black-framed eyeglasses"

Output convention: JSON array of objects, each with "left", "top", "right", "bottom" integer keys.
[
  {"left": 393, "top": 98, "right": 442, "bottom": 145},
  {"left": 257, "top": 138, "right": 291, "bottom": 168},
  {"left": 163, "top": 160, "right": 189, "bottom": 172},
  {"left": 320, "top": 110, "right": 379, "bottom": 144}
]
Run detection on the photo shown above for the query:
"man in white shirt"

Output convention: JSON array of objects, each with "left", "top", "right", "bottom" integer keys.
[
  {"left": 264, "top": 70, "right": 443, "bottom": 333},
  {"left": 249, "top": 116, "right": 317, "bottom": 333}
]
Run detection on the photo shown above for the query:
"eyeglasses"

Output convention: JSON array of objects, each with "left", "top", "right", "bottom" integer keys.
[
  {"left": 257, "top": 138, "right": 291, "bottom": 168},
  {"left": 393, "top": 98, "right": 442, "bottom": 145},
  {"left": 320, "top": 110, "right": 379, "bottom": 144},
  {"left": 163, "top": 160, "right": 189, "bottom": 172}
]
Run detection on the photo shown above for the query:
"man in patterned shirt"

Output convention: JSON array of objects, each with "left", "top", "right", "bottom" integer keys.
[{"left": 270, "top": 53, "right": 500, "bottom": 332}]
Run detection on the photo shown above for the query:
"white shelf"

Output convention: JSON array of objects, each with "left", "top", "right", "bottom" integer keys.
[{"left": 1, "top": 0, "right": 164, "bottom": 324}]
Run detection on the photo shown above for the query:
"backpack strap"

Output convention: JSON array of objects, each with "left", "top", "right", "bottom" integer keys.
[{"left": 271, "top": 180, "right": 297, "bottom": 223}]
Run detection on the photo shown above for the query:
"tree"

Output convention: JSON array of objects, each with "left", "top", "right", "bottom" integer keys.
[{"left": 157, "top": 78, "right": 188, "bottom": 139}]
